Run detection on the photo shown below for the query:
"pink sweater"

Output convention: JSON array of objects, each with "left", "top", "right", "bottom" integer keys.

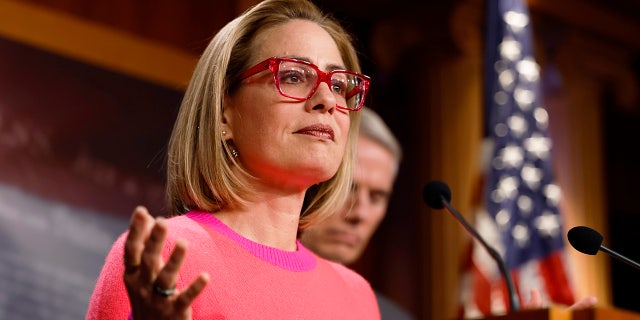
[{"left": 86, "top": 211, "right": 380, "bottom": 319}]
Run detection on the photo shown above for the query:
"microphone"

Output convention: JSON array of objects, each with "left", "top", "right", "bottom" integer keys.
[
  {"left": 423, "top": 180, "right": 521, "bottom": 312},
  {"left": 567, "top": 226, "right": 640, "bottom": 271}
]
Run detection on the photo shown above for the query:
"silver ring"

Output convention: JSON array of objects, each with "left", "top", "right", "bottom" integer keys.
[{"left": 153, "top": 283, "right": 176, "bottom": 297}]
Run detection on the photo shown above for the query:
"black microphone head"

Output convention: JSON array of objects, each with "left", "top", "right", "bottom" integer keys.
[
  {"left": 567, "top": 226, "right": 603, "bottom": 255},
  {"left": 422, "top": 180, "right": 452, "bottom": 209}
]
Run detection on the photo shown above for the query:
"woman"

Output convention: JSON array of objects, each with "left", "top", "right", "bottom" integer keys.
[{"left": 86, "top": 0, "right": 378, "bottom": 319}]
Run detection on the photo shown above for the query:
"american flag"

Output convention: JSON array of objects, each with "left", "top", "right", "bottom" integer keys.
[{"left": 459, "top": 0, "right": 575, "bottom": 317}]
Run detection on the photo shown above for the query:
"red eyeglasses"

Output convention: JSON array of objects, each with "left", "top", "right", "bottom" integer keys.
[{"left": 240, "top": 57, "right": 370, "bottom": 111}]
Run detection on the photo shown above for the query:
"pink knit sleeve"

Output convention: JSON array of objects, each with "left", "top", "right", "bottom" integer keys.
[
  {"left": 326, "top": 261, "right": 381, "bottom": 319},
  {"left": 85, "top": 233, "right": 131, "bottom": 320}
]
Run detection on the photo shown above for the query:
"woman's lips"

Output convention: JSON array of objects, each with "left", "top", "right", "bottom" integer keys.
[
  {"left": 295, "top": 124, "right": 335, "bottom": 140},
  {"left": 328, "top": 230, "right": 358, "bottom": 247}
]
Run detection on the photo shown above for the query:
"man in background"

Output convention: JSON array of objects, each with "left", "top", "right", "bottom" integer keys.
[{"left": 300, "top": 107, "right": 413, "bottom": 319}]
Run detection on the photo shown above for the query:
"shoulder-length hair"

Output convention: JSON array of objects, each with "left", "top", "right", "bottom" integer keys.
[{"left": 166, "top": 0, "right": 362, "bottom": 229}]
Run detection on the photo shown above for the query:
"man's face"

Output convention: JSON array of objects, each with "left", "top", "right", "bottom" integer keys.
[{"left": 300, "top": 135, "right": 396, "bottom": 264}]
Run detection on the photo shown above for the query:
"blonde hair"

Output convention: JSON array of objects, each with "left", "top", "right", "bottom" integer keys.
[{"left": 166, "top": 0, "right": 363, "bottom": 229}]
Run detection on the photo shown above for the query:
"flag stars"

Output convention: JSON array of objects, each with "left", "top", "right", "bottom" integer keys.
[
  {"left": 516, "top": 57, "right": 540, "bottom": 82},
  {"left": 507, "top": 114, "right": 528, "bottom": 137},
  {"left": 494, "top": 122, "right": 509, "bottom": 137},
  {"left": 514, "top": 87, "right": 535, "bottom": 110},
  {"left": 495, "top": 209, "right": 511, "bottom": 229},
  {"left": 503, "top": 11, "right": 529, "bottom": 34},
  {"left": 543, "top": 183, "right": 562, "bottom": 206},
  {"left": 533, "top": 107, "right": 549, "bottom": 130},
  {"left": 495, "top": 144, "right": 524, "bottom": 169},
  {"left": 491, "top": 175, "right": 519, "bottom": 202},
  {"left": 517, "top": 195, "right": 533, "bottom": 216},
  {"left": 534, "top": 211, "right": 561, "bottom": 237},
  {"left": 512, "top": 223, "right": 530, "bottom": 247},
  {"left": 499, "top": 69, "right": 516, "bottom": 91},
  {"left": 494, "top": 91, "right": 509, "bottom": 106},
  {"left": 499, "top": 36, "right": 522, "bottom": 61},
  {"left": 521, "top": 163, "right": 542, "bottom": 189},
  {"left": 524, "top": 133, "right": 551, "bottom": 159}
]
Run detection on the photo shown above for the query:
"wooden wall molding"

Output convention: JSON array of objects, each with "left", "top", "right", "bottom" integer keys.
[{"left": 0, "top": 0, "right": 198, "bottom": 89}]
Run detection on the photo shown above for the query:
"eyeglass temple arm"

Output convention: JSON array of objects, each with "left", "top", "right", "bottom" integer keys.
[{"left": 240, "top": 59, "right": 273, "bottom": 80}]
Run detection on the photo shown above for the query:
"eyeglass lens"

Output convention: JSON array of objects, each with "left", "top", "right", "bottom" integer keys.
[{"left": 277, "top": 60, "right": 366, "bottom": 110}]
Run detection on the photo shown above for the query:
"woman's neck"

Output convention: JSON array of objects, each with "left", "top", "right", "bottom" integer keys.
[{"left": 213, "top": 191, "right": 305, "bottom": 251}]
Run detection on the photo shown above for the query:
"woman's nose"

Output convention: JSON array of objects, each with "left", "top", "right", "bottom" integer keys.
[{"left": 306, "top": 82, "right": 336, "bottom": 114}]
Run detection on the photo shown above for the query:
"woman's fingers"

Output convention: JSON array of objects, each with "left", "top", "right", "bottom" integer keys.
[
  {"left": 174, "top": 273, "right": 210, "bottom": 312},
  {"left": 139, "top": 217, "right": 169, "bottom": 284},
  {"left": 152, "top": 239, "right": 189, "bottom": 298},
  {"left": 124, "top": 206, "right": 154, "bottom": 274},
  {"left": 122, "top": 206, "right": 208, "bottom": 318},
  {"left": 569, "top": 296, "right": 598, "bottom": 310},
  {"left": 522, "top": 287, "right": 597, "bottom": 311}
]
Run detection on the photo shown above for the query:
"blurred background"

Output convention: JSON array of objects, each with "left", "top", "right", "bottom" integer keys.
[{"left": 0, "top": 0, "right": 638, "bottom": 319}]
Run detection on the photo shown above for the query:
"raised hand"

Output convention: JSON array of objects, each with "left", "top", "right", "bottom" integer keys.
[
  {"left": 568, "top": 295, "right": 598, "bottom": 310},
  {"left": 122, "top": 206, "right": 209, "bottom": 320},
  {"left": 523, "top": 288, "right": 598, "bottom": 311}
]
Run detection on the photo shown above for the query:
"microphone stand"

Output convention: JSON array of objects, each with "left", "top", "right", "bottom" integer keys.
[
  {"left": 599, "top": 245, "right": 640, "bottom": 271},
  {"left": 440, "top": 195, "right": 521, "bottom": 312}
]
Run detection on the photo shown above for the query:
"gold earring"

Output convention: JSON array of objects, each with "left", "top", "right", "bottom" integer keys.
[{"left": 231, "top": 149, "right": 239, "bottom": 158}]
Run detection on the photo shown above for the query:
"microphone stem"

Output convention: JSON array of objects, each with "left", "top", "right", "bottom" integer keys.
[
  {"left": 441, "top": 196, "right": 521, "bottom": 312},
  {"left": 600, "top": 245, "right": 640, "bottom": 271}
]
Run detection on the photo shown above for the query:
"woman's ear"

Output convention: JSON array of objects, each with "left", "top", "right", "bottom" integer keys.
[{"left": 221, "top": 95, "right": 233, "bottom": 140}]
